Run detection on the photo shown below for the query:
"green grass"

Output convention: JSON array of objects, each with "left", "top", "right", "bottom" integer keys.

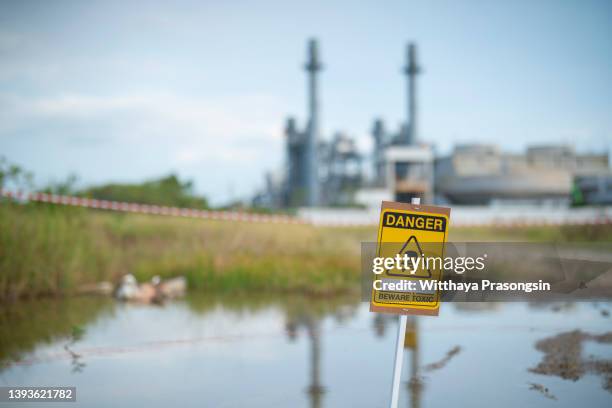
[
  {"left": 1, "top": 202, "right": 609, "bottom": 301},
  {"left": 0, "top": 203, "right": 371, "bottom": 300}
]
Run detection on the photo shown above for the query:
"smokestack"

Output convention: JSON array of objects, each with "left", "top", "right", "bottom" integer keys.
[
  {"left": 403, "top": 43, "right": 421, "bottom": 145},
  {"left": 304, "top": 38, "right": 322, "bottom": 206}
]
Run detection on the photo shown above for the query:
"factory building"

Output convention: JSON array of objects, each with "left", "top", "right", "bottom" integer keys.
[
  {"left": 434, "top": 145, "right": 610, "bottom": 206},
  {"left": 319, "top": 133, "right": 363, "bottom": 206},
  {"left": 253, "top": 40, "right": 610, "bottom": 209},
  {"left": 367, "top": 43, "right": 434, "bottom": 204},
  {"left": 362, "top": 43, "right": 610, "bottom": 207},
  {"left": 253, "top": 39, "right": 363, "bottom": 208}
]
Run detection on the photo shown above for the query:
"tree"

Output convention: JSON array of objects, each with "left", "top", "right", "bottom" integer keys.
[
  {"left": 0, "top": 157, "right": 33, "bottom": 192},
  {"left": 80, "top": 174, "right": 209, "bottom": 209}
]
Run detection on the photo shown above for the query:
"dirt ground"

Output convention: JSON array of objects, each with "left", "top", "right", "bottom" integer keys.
[{"left": 530, "top": 330, "right": 612, "bottom": 392}]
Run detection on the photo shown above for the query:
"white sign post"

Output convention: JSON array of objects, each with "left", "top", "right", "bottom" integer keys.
[
  {"left": 388, "top": 196, "right": 420, "bottom": 408},
  {"left": 389, "top": 314, "right": 408, "bottom": 408}
]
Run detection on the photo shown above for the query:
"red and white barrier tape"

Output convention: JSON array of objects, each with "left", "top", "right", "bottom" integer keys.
[
  {"left": 2, "top": 189, "right": 610, "bottom": 227},
  {"left": 0, "top": 189, "right": 307, "bottom": 225},
  {"left": 449, "top": 217, "right": 612, "bottom": 228}
]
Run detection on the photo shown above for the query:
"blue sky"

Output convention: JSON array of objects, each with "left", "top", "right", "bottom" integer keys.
[{"left": 0, "top": 0, "right": 610, "bottom": 204}]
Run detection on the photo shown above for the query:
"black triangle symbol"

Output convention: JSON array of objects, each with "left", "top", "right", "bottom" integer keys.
[{"left": 386, "top": 235, "right": 432, "bottom": 278}]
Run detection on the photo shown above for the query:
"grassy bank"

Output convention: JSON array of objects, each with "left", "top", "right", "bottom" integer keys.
[
  {"left": 0, "top": 203, "right": 372, "bottom": 301},
  {"left": 1, "top": 202, "right": 610, "bottom": 301}
]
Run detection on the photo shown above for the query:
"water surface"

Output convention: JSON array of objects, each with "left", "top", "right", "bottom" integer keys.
[{"left": 1, "top": 295, "right": 610, "bottom": 407}]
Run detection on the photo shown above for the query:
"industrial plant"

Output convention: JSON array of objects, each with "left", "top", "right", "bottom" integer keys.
[{"left": 253, "top": 39, "right": 611, "bottom": 209}]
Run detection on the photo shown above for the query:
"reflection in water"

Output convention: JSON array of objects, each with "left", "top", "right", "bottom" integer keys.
[
  {"left": 284, "top": 297, "right": 347, "bottom": 408},
  {"left": 64, "top": 326, "right": 87, "bottom": 373},
  {"left": 2, "top": 294, "right": 611, "bottom": 407},
  {"left": 190, "top": 292, "right": 361, "bottom": 408},
  {"left": 0, "top": 297, "right": 113, "bottom": 369},
  {"left": 286, "top": 315, "right": 324, "bottom": 408},
  {"left": 306, "top": 320, "right": 324, "bottom": 408},
  {"left": 373, "top": 313, "right": 395, "bottom": 337}
]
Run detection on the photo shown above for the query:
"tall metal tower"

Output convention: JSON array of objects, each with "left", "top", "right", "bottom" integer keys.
[
  {"left": 304, "top": 38, "right": 322, "bottom": 207},
  {"left": 403, "top": 43, "right": 421, "bottom": 145}
]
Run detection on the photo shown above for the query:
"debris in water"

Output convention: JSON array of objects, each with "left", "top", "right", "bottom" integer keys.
[
  {"left": 528, "top": 382, "right": 557, "bottom": 400},
  {"left": 423, "top": 346, "right": 462, "bottom": 372},
  {"left": 530, "top": 330, "right": 612, "bottom": 393},
  {"left": 115, "top": 274, "right": 187, "bottom": 303}
]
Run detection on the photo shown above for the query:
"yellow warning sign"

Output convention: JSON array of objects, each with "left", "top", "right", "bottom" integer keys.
[{"left": 370, "top": 201, "right": 451, "bottom": 316}]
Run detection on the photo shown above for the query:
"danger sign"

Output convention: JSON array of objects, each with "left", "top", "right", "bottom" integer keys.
[
  {"left": 370, "top": 201, "right": 451, "bottom": 316},
  {"left": 382, "top": 212, "right": 446, "bottom": 232}
]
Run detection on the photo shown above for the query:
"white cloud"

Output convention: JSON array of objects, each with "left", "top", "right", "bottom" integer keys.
[
  {"left": 2, "top": 90, "right": 285, "bottom": 147},
  {"left": 0, "top": 91, "right": 287, "bottom": 203}
]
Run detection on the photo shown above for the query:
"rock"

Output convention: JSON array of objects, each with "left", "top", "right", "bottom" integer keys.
[{"left": 115, "top": 274, "right": 187, "bottom": 303}]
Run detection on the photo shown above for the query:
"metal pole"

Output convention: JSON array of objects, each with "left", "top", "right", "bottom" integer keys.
[
  {"left": 389, "top": 196, "right": 420, "bottom": 408},
  {"left": 389, "top": 314, "right": 407, "bottom": 408}
]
